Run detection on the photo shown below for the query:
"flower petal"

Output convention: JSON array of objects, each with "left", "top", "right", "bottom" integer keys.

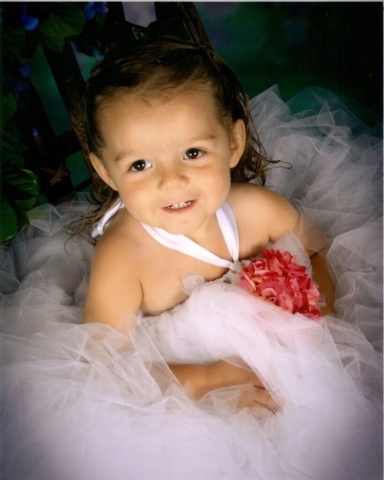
[
  {"left": 20, "top": 14, "right": 39, "bottom": 30},
  {"left": 83, "top": 3, "right": 96, "bottom": 20},
  {"left": 239, "top": 249, "right": 321, "bottom": 320},
  {"left": 95, "top": 2, "right": 109, "bottom": 14},
  {"left": 19, "top": 62, "right": 34, "bottom": 79}
]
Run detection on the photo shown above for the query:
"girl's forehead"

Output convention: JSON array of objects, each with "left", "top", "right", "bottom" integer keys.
[
  {"left": 113, "top": 84, "right": 213, "bottom": 106},
  {"left": 97, "top": 88, "right": 232, "bottom": 155},
  {"left": 104, "top": 90, "right": 216, "bottom": 124},
  {"left": 98, "top": 86, "right": 229, "bottom": 130}
]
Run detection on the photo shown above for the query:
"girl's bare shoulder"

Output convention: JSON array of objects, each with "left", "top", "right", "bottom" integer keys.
[
  {"left": 94, "top": 209, "right": 137, "bottom": 258},
  {"left": 228, "top": 182, "right": 287, "bottom": 219},
  {"left": 228, "top": 182, "right": 283, "bottom": 205},
  {"left": 228, "top": 182, "right": 300, "bottom": 243},
  {"left": 84, "top": 213, "right": 144, "bottom": 325}
]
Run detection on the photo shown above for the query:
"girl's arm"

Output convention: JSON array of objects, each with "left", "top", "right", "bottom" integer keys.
[
  {"left": 85, "top": 231, "right": 277, "bottom": 416},
  {"left": 84, "top": 234, "right": 142, "bottom": 327},
  {"left": 170, "top": 361, "right": 278, "bottom": 417},
  {"left": 231, "top": 184, "right": 336, "bottom": 316},
  {"left": 309, "top": 252, "right": 336, "bottom": 315},
  {"left": 86, "top": 261, "right": 277, "bottom": 416},
  {"left": 269, "top": 195, "right": 336, "bottom": 316}
]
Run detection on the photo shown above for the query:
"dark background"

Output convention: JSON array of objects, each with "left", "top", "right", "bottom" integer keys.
[
  {"left": 30, "top": 2, "right": 383, "bottom": 194},
  {"left": 196, "top": 2, "right": 382, "bottom": 119}
]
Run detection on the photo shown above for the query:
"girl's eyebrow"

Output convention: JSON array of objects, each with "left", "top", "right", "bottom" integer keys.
[
  {"left": 113, "top": 134, "right": 217, "bottom": 162},
  {"left": 114, "top": 151, "right": 138, "bottom": 163},
  {"left": 189, "top": 133, "right": 216, "bottom": 142}
]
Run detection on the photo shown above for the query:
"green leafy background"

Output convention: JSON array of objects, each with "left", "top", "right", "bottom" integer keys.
[{"left": 1, "top": 3, "right": 88, "bottom": 242}]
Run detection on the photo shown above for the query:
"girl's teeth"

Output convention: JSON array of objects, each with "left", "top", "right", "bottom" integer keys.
[{"left": 168, "top": 201, "right": 192, "bottom": 209}]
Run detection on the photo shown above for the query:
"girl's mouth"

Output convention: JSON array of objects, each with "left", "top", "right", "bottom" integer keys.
[{"left": 166, "top": 201, "right": 193, "bottom": 210}]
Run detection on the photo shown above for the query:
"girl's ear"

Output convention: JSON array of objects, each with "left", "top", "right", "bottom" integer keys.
[
  {"left": 229, "top": 119, "right": 246, "bottom": 168},
  {"left": 89, "top": 153, "right": 117, "bottom": 191}
]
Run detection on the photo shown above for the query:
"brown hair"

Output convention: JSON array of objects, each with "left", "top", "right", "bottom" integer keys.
[{"left": 73, "top": 37, "right": 278, "bottom": 241}]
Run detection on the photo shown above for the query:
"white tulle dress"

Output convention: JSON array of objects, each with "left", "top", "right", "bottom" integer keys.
[{"left": 1, "top": 86, "right": 382, "bottom": 480}]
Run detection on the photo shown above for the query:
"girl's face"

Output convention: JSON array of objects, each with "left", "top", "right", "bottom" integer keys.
[{"left": 90, "top": 89, "right": 245, "bottom": 239}]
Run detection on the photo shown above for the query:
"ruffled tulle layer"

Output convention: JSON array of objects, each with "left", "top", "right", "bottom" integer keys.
[
  {"left": 1, "top": 87, "right": 382, "bottom": 480},
  {"left": 253, "top": 86, "right": 383, "bottom": 349}
]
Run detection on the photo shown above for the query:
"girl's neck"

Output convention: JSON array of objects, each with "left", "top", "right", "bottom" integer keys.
[
  {"left": 186, "top": 211, "right": 234, "bottom": 264},
  {"left": 184, "top": 212, "right": 219, "bottom": 246}
]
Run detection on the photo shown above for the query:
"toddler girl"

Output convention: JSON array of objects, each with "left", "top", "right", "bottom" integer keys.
[
  {"left": 1, "top": 37, "right": 382, "bottom": 480},
  {"left": 81, "top": 37, "right": 334, "bottom": 410}
]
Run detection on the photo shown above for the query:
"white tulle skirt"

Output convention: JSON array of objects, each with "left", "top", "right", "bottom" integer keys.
[{"left": 1, "top": 86, "right": 382, "bottom": 480}]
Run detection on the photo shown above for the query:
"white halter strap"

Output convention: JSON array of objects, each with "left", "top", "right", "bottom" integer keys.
[
  {"left": 91, "top": 199, "right": 124, "bottom": 238},
  {"left": 92, "top": 199, "right": 239, "bottom": 269},
  {"left": 141, "top": 202, "right": 239, "bottom": 269}
]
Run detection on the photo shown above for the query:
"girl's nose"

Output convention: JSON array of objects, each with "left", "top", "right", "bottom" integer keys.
[{"left": 157, "top": 164, "right": 188, "bottom": 190}]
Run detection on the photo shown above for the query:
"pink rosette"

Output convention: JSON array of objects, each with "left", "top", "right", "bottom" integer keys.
[{"left": 240, "top": 249, "right": 322, "bottom": 320}]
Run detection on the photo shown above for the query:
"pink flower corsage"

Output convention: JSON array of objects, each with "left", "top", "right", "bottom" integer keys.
[{"left": 239, "top": 249, "right": 322, "bottom": 320}]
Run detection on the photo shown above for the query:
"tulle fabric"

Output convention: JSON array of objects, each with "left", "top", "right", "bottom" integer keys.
[
  {"left": 252, "top": 86, "right": 383, "bottom": 350},
  {"left": 1, "top": 87, "right": 382, "bottom": 480}
]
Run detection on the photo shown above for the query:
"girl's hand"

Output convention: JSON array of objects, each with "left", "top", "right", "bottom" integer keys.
[
  {"left": 170, "top": 361, "right": 279, "bottom": 418},
  {"left": 206, "top": 360, "right": 279, "bottom": 418},
  {"left": 309, "top": 252, "right": 336, "bottom": 316}
]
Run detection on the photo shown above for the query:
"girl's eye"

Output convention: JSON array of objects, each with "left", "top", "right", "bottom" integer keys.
[
  {"left": 184, "top": 148, "right": 203, "bottom": 160},
  {"left": 130, "top": 160, "right": 152, "bottom": 172}
]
